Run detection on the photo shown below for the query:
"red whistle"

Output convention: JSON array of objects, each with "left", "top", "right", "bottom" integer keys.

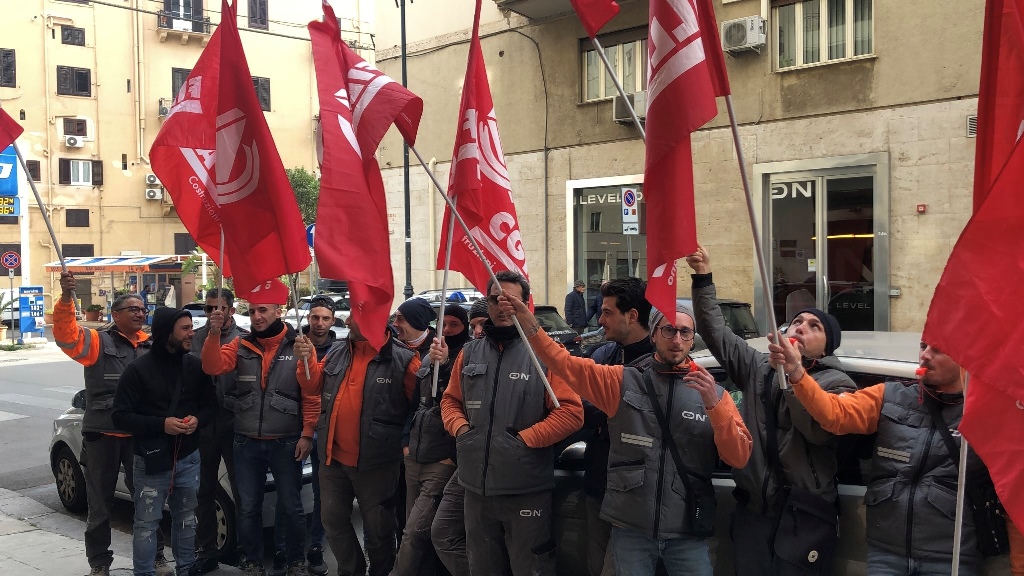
[
  {"left": 915, "top": 367, "right": 926, "bottom": 378},
  {"left": 183, "top": 417, "right": 192, "bottom": 424},
  {"left": 689, "top": 361, "right": 699, "bottom": 373},
  {"left": 789, "top": 338, "right": 798, "bottom": 346}
]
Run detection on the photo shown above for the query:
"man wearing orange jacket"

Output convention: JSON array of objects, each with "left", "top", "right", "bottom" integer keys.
[
  {"left": 202, "top": 279, "right": 317, "bottom": 576},
  {"left": 501, "top": 292, "right": 751, "bottom": 576},
  {"left": 294, "top": 315, "right": 420, "bottom": 576},
  {"left": 441, "top": 271, "right": 584, "bottom": 576},
  {"left": 769, "top": 336, "right": 999, "bottom": 575},
  {"left": 54, "top": 271, "right": 161, "bottom": 576}
]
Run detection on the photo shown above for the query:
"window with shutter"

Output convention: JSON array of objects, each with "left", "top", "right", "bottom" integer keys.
[
  {"left": 56, "top": 66, "right": 92, "bottom": 96},
  {"left": 59, "top": 159, "right": 95, "bottom": 186},
  {"left": 61, "top": 26, "right": 86, "bottom": 46},
  {"left": 63, "top": 118, "right": 88, "bottom": 136},
  {"left": 252, "top": 76, "right": 271, "bottom": 111},
  {"left": 26, "top": 160, "right": 41, "bottom": 182},
  {"left": 58, "top": 159, "right": 71, "bottom": 185},
  {"left": 249, "top": 0, "right": 268, "bottom": 30},
  {"left": 0, "top": 49, "right": 14, "bottom": 88},
  {"left": 174, "top": 233, "right": 198, "bottom": 255},
  {"left": 91, "top": 160, "right": 103, "bottom": 186},
  {"left": 62, "top": 244, "right": 95, "bottom": 258},
  {"left": 774, "top": 0, "right": 873, "bottom": 70},
  {"left": 66, "top": 209, "right": 90, "bottom": 228},
  {"left": 171, "top": 68, "right": 192, "bottom": 100}
]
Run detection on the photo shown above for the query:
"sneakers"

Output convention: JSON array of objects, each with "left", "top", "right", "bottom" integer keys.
[
  {"left": 269, "top": 550, "right": 288, "bottom": 576},
  {"left": 287, "top": 561, "right": 311, "bottom": 576},
  {"left": 242, "top": 561, "right": 268, "bottom": 576},
  {"left": 306, "top": 546, "right": 328, "bottom": 576},
  {"left": 87, "top": 567, "right": 110, "bottom": 576},
  {"left": 155, "top": 552, "right": 174, "bottom": 576},
  {"left": 194, "top": 554, "right": 219, "bottom": 574}
]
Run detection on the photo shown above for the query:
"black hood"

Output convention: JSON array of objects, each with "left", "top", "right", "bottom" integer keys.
[{"left": 151, "top": 306, "right": 192, "bottom": 353}]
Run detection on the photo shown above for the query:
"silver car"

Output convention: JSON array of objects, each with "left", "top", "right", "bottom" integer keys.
[{"left": 49, "top": 390, "right": 315, "bottom": 562}]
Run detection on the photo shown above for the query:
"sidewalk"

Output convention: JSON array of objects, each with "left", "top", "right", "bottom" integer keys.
[{"left": 0, "top": 488, "right": 242, "bottom": 575}]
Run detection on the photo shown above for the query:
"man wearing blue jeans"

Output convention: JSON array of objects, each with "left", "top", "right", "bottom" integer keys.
[
  {"left": 113, "top": 307, "right": 217, "bottom": 576},
  {"left": 203, "top": 280, "right": 319, "bottom": 576}
]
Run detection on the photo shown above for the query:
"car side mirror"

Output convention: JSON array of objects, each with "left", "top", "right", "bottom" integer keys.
[{"left": 72, "top": 390, "right": 87, "bottom": 410}]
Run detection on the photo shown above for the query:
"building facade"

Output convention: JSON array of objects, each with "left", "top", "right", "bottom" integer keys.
[
  {"left": 373, "top": 0, "right": 980, "bottom": 333},
  {"left": 0, "top": 0, "right": 373, "bottom": 310}
]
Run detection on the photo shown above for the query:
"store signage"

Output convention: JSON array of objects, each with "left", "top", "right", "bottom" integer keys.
[
  {"left": 770, "top": 180, "right": 815, "bottom": 200},
  {"left": 576, "top": 189, "right": 644, "bottom": 205}
]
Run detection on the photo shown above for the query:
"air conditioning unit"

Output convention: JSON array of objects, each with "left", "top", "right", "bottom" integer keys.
[
  {"left": 64, "top": 135, "right": 85, "bottom": 148},
  {"left": 612, "top": 91, "right": 647, "bottom": 125},
  {"left": 145, "top": 173, "right": 162, "bottom": 186},
  {"left": 145, "top": 188, "right": 163, "bottom": 200},
  {"left": 158, "top": 98, "right": 172, "bottom": 118},
  {"left": 721, "top": 15, "right": 766, "bottom": 53}
]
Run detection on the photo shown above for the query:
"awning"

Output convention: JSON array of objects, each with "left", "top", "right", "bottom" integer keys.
[{"left": 44, "top": 255, "right": 185, "bottom": 273}]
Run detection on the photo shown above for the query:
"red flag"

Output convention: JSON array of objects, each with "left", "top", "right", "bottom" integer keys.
[
  {"left": 151, "top": 0, "right": 310, "bottom": 294},
  {"left": 644, "top": 0, "right": 720, "bottom": 316},
  {"left": 695, "top": 0, "right": 731, "bottom": 96},
  {"left": 309, "top": 0, "right": 423, "bottom": 350},
  {"left": 0, "top": 106, "right": 24, "bottom": 151},
  {"left": 437, "top": 0, "right": 531, "bottom": 302},
  {"left": 569, "top": 0, "right": 620, "bottom": 39},
  {"left": 923, "top": 0, "right": 1024, "bottom": 530}
]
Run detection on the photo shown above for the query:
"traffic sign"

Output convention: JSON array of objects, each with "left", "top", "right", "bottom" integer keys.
[
  {"left": 621, "top": 187, "right": 639, "bottom": 224},
  {"left": 0, "top": 251, "right": 19, "bottom": 270},
  {"left": 306, "top": 224, "right": 316, "bottom": 248}
]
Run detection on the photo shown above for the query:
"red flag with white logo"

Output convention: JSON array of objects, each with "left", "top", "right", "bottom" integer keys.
[
  {"left": 150, "top": 0, "right": 310, "bottom": 294},
  {"left": 569, "top": 0, "right": 620, "bottom": 38},
  {"left": 437, "top": 0, "right": 531, "bottom": 302},
  {"left": 925, "top": 0, "right": 1024, "bottom": 531},
  {"left": 0, "top": 107, "right": 24, "bottom": 152},
  {"left": 644, "top": 0, "right": 719, "bottom": 317},
  {"left": 309, "top": 0, "right": 423, "bottom": 350}
]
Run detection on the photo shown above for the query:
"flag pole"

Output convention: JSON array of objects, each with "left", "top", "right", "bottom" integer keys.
[
  {"left": 410, "top": 144, "right": 561, "bottom": 408},
  {"left": 723, "top": 95, "right": 786, "bottom": 389},
  {"left": 12, "top": 144, "right": 79, "bottom": 313},
  {"left": 951, "top": 371, "right": 971, "bottom": 575},
  {"left": 592, "top": 38, "right": 646, "bottom": 142},
  {"left": 216, "top": 228, "right": 225, "bottom": 301},
  {"left": 287, "top": 273, "right": 311, "bottom": 379},
  {"left": 432, "top": 208, "right": 456, "bottom": 399}
]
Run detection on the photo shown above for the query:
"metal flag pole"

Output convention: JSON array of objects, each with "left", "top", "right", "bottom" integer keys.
[
  {"left": 592, "top": 37, "right": 646, "bottom": 142},
  {"left": 216, "top": 229, "right": 225, "bottom": 300},
  {"left": 950, "top": 371, "right": 972, "bottom": 576},
  {"left": 11, "top": 144, "right": 79, "bottom": 312},
  {"left": 723, "top": 94, "right": 785, "bottom": 389},
  {"left": 287, "top": 273, "right": 311, "bottom": 379},
  {"left": 409, "top": 144, "right": 560, "bottom": 408},
  {"left": 431, "top": 208, "right": 456, "bottom": 399}
]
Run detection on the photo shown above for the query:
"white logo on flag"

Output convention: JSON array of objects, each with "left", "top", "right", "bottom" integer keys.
[
  {"left": 179, "top": 108, "right": 261, "bottom": 206},
  {"left": 453, "top": 107, "right": 512, "bottom": 194},
  {"left": 648, "top": 0, "right": 707, "bottom": 107},
  {"left": 169, "top": 76, "right": 204, "bottom": 118},
  {"left": 650, "top": 263, "right": 676, "bottom": 286}
]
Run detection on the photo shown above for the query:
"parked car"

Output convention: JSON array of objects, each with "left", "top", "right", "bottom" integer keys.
[
  {"left": 284, "top": 293, "right": 350, "bottom": 329},
  {"left": 550, "top": 331, "right": 1013, "bottom": 575},
  {"left": 50, "top": 390, "right": 315, "bottom": 564},
  {"left": 535, "top": 305, "right": 582, "bottom": 356},
  {"left": 182, "top": 302, "right": 251, "bottom": 332},
  {"left": 413, "top": 288, "right": 483, "bottom": 303}
]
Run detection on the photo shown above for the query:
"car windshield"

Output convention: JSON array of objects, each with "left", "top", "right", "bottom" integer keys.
[
  {"left": 536, "top": 309, "right": 572, "bottom": 332},
  {"left": 720, "top": 305, "right": 760, "bottom": 338}
]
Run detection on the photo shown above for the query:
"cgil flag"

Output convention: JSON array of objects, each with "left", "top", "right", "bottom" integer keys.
[
  {"left": 437, "top": 0, "right": 531, "bottom": 302},
  {"left": 569, "top": 0, "right": 621, "bottom": 38},
  {"left": 926, "top": 0, "right": 1024, "bottom": 532},
  {"left": 151, "top": 0, "right": 310, "bottom": 294},
  {"left": 643, "top": 0, "right": 721, "bottom": 317},
  {"left": 309, "top": 0, "right": 423, "bottom": 351}
]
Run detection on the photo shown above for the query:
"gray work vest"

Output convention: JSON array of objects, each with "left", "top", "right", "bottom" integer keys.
[
  {"left": 408, "top": 357, "right": 457, "bottom": 464},
  {"left": 455, "top": 337, "right": 554, "bottom": 496},
  {"left": 316, "top": 339, "right": 415, "bottom": 470},
  {"left": 601, "top": 365, "right": 721, "bottom": 540},
  {"left": 83, "top": 329, "right": 152, "bottom": 434},
  {"left": 864, "top": 381, "right": 982, "bottom": 562},
  {"left": 229, "top": 325, "right": 303, "bottom": 439},
  {"left": 192, "top": 322, "right": 247, "bottom": 422}
]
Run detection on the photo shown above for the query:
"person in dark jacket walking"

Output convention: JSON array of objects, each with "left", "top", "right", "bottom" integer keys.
[
  {"left": 193, "top": 289, "right": 247, "bottom": 574},
  {"left": 686, "top": 246, "right": 856, "bottom": 576},
  {"left": 586, "top": 283, "right": 606, "bottom": 326},
  {"left": 771, "top": 337, "right": 992, "bottom": 575},
  {"left": 113, "top": 307, "right": 217, "bottom": 576},
  {"left": 564, "top": 280, "right": 588, "bottom": 332}
]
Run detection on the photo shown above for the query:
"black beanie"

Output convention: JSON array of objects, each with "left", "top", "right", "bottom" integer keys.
[
  {"left": 397, "top": 297, "right": 435, "bottom": 332},
  {"left": 444, "top": 303, "right": 470, "bottom": 330},
  {"left": 469, "top": 298, "right": 489, "bottom": 320},
  {"left": 795, "top": 307, "right": 841, "bottom": 356}
]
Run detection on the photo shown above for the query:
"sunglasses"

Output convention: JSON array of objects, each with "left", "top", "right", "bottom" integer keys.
[
  {"left": 204, "top": 305, "right": 227, "bottom": 313},
  {"left": 113, "top": 306, "right": 148, "bottom": 316}
]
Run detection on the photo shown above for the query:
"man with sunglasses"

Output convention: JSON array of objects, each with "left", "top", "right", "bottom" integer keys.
[
  {"left": 54, "top": 271, "right": 158, "bottom": 576},
  {"left": 202, "top": 279, "right": 318, "bottom": 576},
  {"left": 686, "top": 245, "right": 855, "bottom": 576},
  {"left": 192, "top": 288, "right": 247, "bottom": 573},
  {"left": 499, "top": 293, "right": 751, "bottom": 576}
]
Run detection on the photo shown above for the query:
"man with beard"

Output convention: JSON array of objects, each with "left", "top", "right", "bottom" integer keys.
[
  {"left": 203, "top": 279, "right": 317, "bottom": 576},
  {"left": 772, "top": 338, "right": 995, "bottom": 575},
  {"left": 113, "top": 307, "right": 217, "bottom": 576},
  {"left": 392, "top": 304, "right": 470, "bottom": 576}
]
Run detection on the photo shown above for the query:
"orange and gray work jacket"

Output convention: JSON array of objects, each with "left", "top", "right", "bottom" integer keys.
[{"left": 53, "top": 299, "right": 151, "bottom": 434}]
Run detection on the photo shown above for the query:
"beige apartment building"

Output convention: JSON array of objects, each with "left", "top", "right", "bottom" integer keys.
[
  {"left": 0, "top": 0, "right": 373, "bottom": 311},
  {"left": 373, "top": 0, "right": 981, "bottom": 333}
]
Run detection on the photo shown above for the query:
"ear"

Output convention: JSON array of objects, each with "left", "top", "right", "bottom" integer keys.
[{"left": 626, "top": 308, "right": 638, "bottom": 324}]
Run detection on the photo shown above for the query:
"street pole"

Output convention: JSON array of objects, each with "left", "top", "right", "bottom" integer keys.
[
  {"left": 8, "top": 270, "right": 14, "bottom": 345},
  {"left": 400, "top": 0, "right": 414, "bottom": 300}
]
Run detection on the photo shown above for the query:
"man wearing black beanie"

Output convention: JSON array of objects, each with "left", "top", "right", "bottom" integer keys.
[{"left": 687, "top": 245, "right": 856, "bottom": 576}]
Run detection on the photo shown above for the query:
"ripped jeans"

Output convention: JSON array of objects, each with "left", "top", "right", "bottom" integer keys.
[{"left": 132, "top": 449, "right": 201, "bottom": 576}]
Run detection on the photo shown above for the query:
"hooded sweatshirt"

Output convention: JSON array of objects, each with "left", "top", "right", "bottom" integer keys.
[{"left": 112, "top": 307, "right": 217, "bottom": 463}]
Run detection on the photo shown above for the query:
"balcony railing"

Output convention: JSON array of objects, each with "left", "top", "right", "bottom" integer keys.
[{"left": 156, "top": 10, "right": 212, "bottom": 45}]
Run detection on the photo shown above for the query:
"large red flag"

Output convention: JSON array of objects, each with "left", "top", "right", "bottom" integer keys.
[
  {"left": 644, "top": 0, "right": 720, "bottom": 317},
  {"left": 309, "top": 0, "right": 422, "bottom": 350},
  {"left": 569, "top": 0, "right": 620, "bottom": 38},
  {"left": 0, "top": 107, "right": 23, "bottom": 151},
  {"left": 437, "top": 0, "right": 531, "bottom": 300},
  {"left": 923, "top": 0, "right": 1024, "bottom": 530},
  {"left": 151, "top": 0, "right": 310, "bottom": 294}
]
